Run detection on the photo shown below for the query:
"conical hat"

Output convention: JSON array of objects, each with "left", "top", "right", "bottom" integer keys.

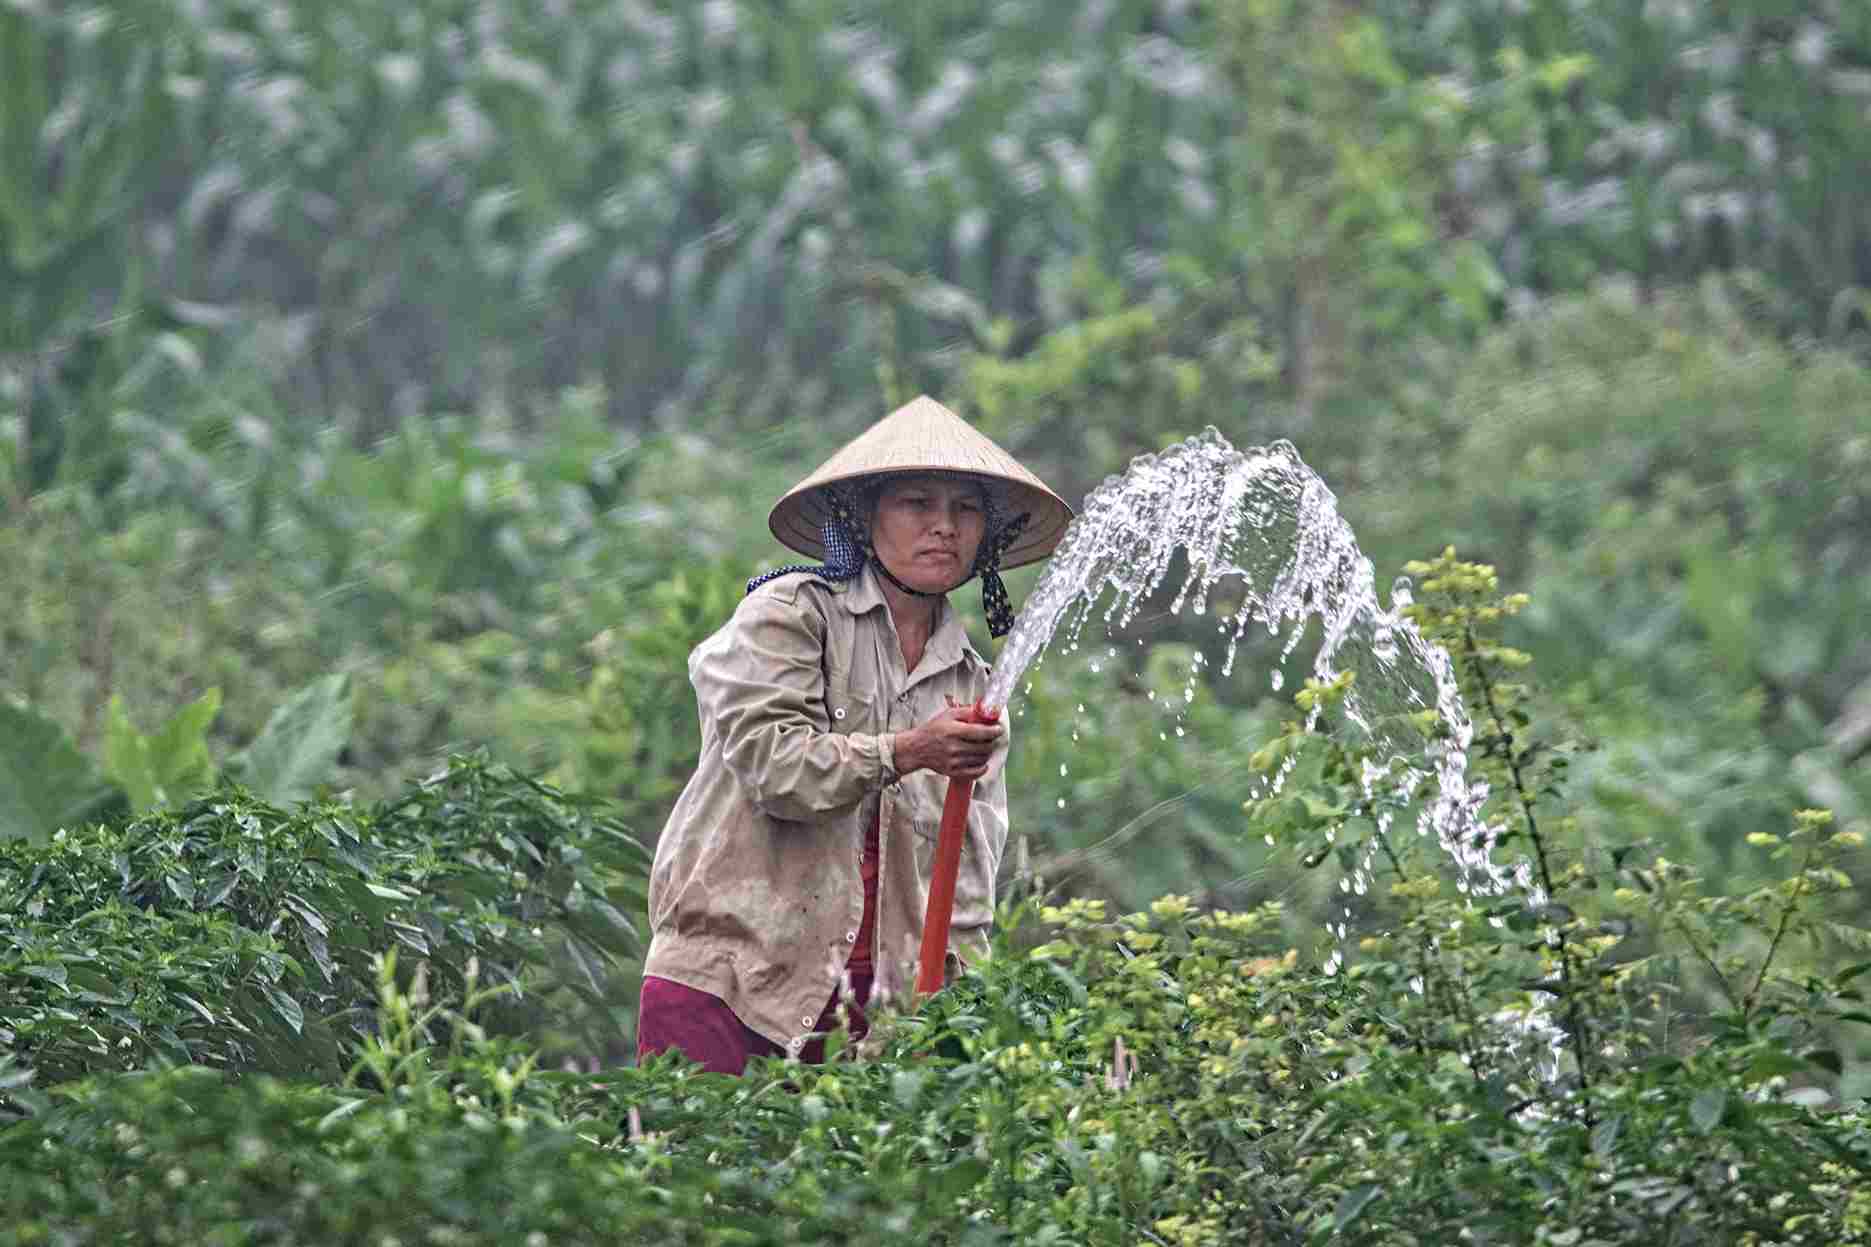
[{"left": 769, "top": 395, "right": 1074, "bottom": 570}]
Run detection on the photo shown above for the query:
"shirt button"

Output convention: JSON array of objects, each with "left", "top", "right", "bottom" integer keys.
[
  {"left": 833, "top": 707, "right": 847, "bottom": 720},
  {"left": 801, "top": 1014, "right": 815, "bottom": 1027},
  {"left": 845, "top": 931, "right": 857, "bottom": 943}
]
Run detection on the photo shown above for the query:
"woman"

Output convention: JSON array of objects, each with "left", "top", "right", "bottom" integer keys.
[{"left": 637, "top": 395, "right": 1073, "bottom": 1073}]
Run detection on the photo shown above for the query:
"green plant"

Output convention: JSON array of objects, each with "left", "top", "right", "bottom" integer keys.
[
  {"left": 0, "top": 756, "right": 648, "bottom": 1093},
  {"left": 0, "top": 703, "right": 125, "bottom": 847},
  {"left": 101, "top": 687, "right": 221, "bottom": 815},
  {"left": 224, "top": 673, "right": 355, "bottom": 806},
  {"left": 1251, "top": 549, "right": 1871, "bottom": 1115},
  {"left": 0, "top": 674, "right": 355, "bottom": 842}
]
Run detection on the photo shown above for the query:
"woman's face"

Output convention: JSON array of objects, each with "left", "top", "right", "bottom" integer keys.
[{"left": 868, "top": 475, "right": 988, "bottom": 594}]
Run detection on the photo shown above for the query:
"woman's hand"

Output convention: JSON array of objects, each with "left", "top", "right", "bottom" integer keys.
[{"left": 893, "top": 700, "right": 1004, "bottom": 781}]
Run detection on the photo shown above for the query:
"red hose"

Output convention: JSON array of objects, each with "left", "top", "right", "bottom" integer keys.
[{"left": 915, "top": 700, "right": 999, "bottom": 996}]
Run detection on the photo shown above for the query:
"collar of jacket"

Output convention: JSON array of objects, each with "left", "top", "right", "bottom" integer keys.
[{"left": 831, "top": 562, "right": 989, "bottom": 678}]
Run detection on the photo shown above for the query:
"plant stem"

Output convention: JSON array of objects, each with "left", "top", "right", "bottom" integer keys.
[
  {"left": 1743, "top": 844, "right": 1815, "bottom": 1022},
  {"left": 1462, "top": 620, "right": 1595, "bottom": 1120},
  {"left": 1665, "top": 914, "right": 1745, "bottom": 1014}
]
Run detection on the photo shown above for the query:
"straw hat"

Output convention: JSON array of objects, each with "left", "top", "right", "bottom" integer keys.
[{"left": 768, "top": 395, "right": 1074, "bottom": 570}]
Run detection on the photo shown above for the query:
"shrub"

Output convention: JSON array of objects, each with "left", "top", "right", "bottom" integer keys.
[{"left": 0, "top": 756, "right": 648, "bottom": 1092}]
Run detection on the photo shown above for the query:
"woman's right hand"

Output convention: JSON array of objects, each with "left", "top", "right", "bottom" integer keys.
[{"left": 894, "top": 702, "right": 1004, "bottom": 781}]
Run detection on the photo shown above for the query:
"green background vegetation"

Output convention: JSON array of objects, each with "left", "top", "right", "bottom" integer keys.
[{"left": 4, "top": 0, "right": 1871, "bottom": 1239}]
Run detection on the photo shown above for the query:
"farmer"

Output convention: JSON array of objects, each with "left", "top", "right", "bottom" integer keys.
[{"left": 637, "top": 395, "right": 1073, "bottom": 1074}]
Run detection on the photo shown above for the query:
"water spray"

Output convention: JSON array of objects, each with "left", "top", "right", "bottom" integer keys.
[{"left": 915, "top": 427, "right": 1532, "bottom": 997}]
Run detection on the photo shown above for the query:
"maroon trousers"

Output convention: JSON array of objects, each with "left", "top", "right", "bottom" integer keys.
[
  {"left": 636, "top": 971, "right": 872, "bottom": 1073},
  {"left": 637, "top": 812, "right": 881, "bottom": 1075}
]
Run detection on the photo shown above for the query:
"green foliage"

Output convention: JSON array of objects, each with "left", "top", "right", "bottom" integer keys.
[
  {"left": 225, "top": 674, "right": 355, "bottom": 806},
  {"left": 102, "top": 687, "right": 221, "bottom": 815},
  {"left": 4, "top": 890, "right": 1869, "bottom": 1244},
  {"left": 5, "top": 595, "right": 1871, "bottom": 1238},
  {"left": 541, "top": 564, "right": 746, "bottom": 820},
  {"left": 10, "top": 0, "right": 1868, "bottom": 488},
  {"left": 0, "top": 674, "right": 356, "bottom": 842},
  {"left": 0, "top": 704, "right": 122, "bottom": 845},
  {"left": 0, "top": 756, "right": 648, "bottom": 1093},
  {"left": 1351, "top": 290, "right": 1871, "bottom": 888},
  {"left": 1255, "top": 549, "right": 1870, "bottom": 1098}
]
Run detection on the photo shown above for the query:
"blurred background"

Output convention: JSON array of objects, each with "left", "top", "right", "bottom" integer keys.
[{"left": 4, "top": 0, "right": 1868, "bottom": 943}]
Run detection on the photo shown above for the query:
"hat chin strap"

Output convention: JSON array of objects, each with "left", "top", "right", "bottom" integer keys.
[{"left": 869, "top": 552, "right": 958, "bottom": 600}]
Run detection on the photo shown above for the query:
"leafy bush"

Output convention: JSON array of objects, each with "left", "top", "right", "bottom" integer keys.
[
  {"left": 2, "top": 673, "right": 352, "bottom": 843},
  {"left": 3, "top": 893, "right": 1868, "bottom": 1245},
  {"left": 0, "top": 757, "right": 648, "bottom": 1091}
]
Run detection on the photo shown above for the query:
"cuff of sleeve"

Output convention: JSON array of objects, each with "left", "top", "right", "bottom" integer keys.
[{"left": 877, "top": 731, "right": 899, "bottom": 787}]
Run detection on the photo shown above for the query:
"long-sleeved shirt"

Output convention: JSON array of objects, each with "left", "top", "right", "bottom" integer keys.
[{"left": 642, "top": 562, "right": 1010, "bottom": 1054}]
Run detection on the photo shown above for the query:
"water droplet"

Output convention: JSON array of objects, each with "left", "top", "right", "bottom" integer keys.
[
  {"left": 1056, "top": 798, "right": 1066, "bottom": 809},
  {"left": 1269, "top": 670, "right": 1284, "bottom": 691},
  {"left": 1058, "top": 763, "right": 1068, "bottom": 777}
]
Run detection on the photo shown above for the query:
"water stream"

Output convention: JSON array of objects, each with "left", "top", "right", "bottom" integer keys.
[{"left": 985, "top": 429, "right": 1537, "bottom": 950}]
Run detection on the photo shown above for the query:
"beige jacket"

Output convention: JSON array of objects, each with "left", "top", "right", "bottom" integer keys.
[{"left": 643, "top": 563, "right": 1010, "bottom": 1053}]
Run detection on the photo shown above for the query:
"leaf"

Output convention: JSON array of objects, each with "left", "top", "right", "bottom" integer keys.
[
  {"left": 1591, "top": 1113, "right": 1624, "bottom": 1157},
  {"left": 260, "top": 983, "right": 304, "bottom": 1035},
  {"left": 1300, "top": 793, "right": 1346, "bottom": 820},
  {"left": 586, "top": 895, "right": 638, "bottom": 940},
  {"left": 21, "top": 963, "right": 68, "bottom": 989},
  {"left": 563, "top": 934, "right": 606, "bottom": 997},
  {"left": 929, "top": 1157, "right": 988, "bottom": 1201},
  {"left": 1689, "top": 1088, "right": 1725, "bottom": 1134},
  {"left": 283, "top": 892, "right": 330, "bottom": 937},
  {"left": 0, "top": 702, "right": 121, "bottom": 842},
  {"left": 364, "top": 882, "right": 416, "bottom": 900},
  {"left": 200, "top": 872, "right": 241, "bottom": 908},
  {"left": 1335, "top": 1183, "right": 1381, "bottom": 1230},
  {"left": 386, "top": 920, "right": 431, "bottom": 955},
  {"left": 148, "top": 688, "right": 221, "bottom": 801},
  {"left": 103, "top": 695, "right": 157, "bottom": 812},
  {"left": 176, "top": 993, "right": 216, "bottom": 1025},
  {"left": 229, "top": 674, "right": 354, "bottom": 805},
  {"left": 104, "top": 691, "right": 220, "bottom": 814},
  {"left": 302, "top": 929, "right": 334, "bottom": 984},
  {"left": 317, "top": 1096, "right": 370, "bottom": 1132}
]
